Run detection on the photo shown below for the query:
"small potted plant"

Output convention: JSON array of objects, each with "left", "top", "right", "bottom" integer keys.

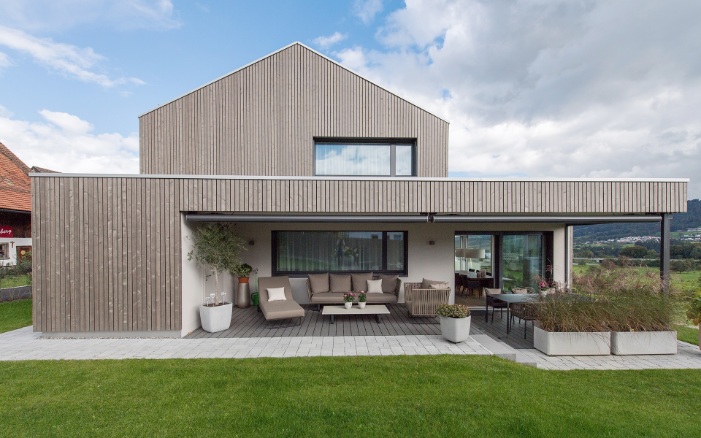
[
  {"left": 343, "top": 292, "right": 356, "bottom": 309},
  {"left": 687, "top": 296, "right": 701, "bottom": 350},
  {"left": 231, "top": 263, "right": 256, "bottom": 308},
  {"left": 436, "top": 304, "right": 471, "bottom": 343},
  {"left": 358, "top": 291, "right": 367, "bottom": 309}
]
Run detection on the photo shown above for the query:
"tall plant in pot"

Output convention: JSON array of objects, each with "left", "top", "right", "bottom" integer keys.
[
  {"left": 188, "top": 223, "right": 247, "bottom": 333},
  {"left": 231, "top": 263, "right": 256, "bottom": 308},
  {"left": 436, "top": 304, "right": 471, "bottom": 343}
]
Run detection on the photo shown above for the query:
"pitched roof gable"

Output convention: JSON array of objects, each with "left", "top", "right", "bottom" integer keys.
[
  {"left": 140, "top": 42, "right": 446, "bottom": 123},
  {"left": 0, "top": 141, "right": 31, "bottom": 212}
]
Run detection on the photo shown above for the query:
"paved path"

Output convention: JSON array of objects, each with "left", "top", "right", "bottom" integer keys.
[{"left": 1, "top": 326, "right": 700, "bottom": 370}]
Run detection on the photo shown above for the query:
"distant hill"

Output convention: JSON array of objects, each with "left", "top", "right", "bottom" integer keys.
[{"left": 574, "top": 199, "right": 701, "bottom": 243}]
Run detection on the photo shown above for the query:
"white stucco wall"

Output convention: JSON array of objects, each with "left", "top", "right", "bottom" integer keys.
[{"left": 0, "top": 237, "right": 32, "bottom": 267}]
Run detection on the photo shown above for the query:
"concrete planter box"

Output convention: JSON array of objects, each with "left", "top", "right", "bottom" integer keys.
[
  {"left": 439, "top": 315, "right": 471, "bottom": 343},
  {"left": 200, "top": 303, "right": 233, "bottom": 333},
  {"left": 534, "top": 326, "right": 611, "bottom": 356},
  {"left": 611, "top": 331, "right": 677, "bottom": 355}
]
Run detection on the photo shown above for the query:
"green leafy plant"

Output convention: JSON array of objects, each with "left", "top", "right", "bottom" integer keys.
[
  {"left": 187, "top": 223, "right": 246, "bottom": 305},
  {"left": 436, "top": 304, "right": 470, "bottom": 318},
  {"left": 358, "top": 291, "right": 367, "bottom": 302},
  {"left": 232, "top": 263, "right": 254, "bottom": 278},
  {"left": 343, "top": 292, "right": 356, "bottom": 303}
]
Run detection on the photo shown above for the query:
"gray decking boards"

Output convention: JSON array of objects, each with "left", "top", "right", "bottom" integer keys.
[{"left": 185, "top": 303, "right": 534, "bottom": 350}]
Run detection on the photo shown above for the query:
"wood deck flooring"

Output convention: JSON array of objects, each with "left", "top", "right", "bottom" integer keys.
[{"left": 186, "top": 303, "right": 536, "bottom": 350}]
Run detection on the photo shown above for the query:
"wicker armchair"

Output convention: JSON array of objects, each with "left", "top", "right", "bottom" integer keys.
[
  {"left": 404, "top": 282, "right": 451, "bottom": 317},
  {"left": 510, "top": 302, "right": 539, "bottom": 339}
]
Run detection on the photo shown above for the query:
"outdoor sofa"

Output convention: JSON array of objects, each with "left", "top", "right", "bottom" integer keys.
[
  {"left": 306, "top": 272, "right": 401, "bottom": 308},
  {"left": 258, "top": 276, "right": 305, "bottom": 322}
]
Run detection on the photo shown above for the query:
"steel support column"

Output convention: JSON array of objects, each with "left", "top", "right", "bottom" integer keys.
[{"left": 660, "top": 214, "right": 671, "bottom": 293}]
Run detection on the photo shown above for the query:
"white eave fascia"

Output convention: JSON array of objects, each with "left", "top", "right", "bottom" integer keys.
[{"left": 28, "top": 173, "right": 690, "bottom": 185}]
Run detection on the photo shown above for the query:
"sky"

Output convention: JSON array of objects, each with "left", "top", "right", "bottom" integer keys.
[{"left": 0, "top": 0, "right": 699, "bottom": 198}]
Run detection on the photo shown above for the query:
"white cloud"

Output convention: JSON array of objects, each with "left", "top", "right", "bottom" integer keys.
[
  {"left": 0, "top": 108, "right": 139, "bottom": 174},
  {"left": 0, "top": 0, "right": 180, "bottom": 32},
  {"left": 313, "top": 32, "right": 347, "bottom": 49},
  {"left": 354, "top": 0, "right": 384, "bottom": 24},
  {"left": 333, "top": 0, "right": 701, "bottom": 198},
  {"left": 0, "top": 51, "right": 11, "bottom": 68},
  {"left": 0, "top": 25, "right": 144, "bottom": 88}
]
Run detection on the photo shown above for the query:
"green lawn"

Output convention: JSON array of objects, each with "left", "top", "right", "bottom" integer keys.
[
  {"left": 0, "top": 356, "right": 699, "bottom": 437},
  {"left": 0, "top": 299, "right": 32, "bottom": 334},
  {"left": 0, "top": 273, "right": 31, "bottom": 289},
  {"left": 674, "top": 324, "right": 699, "bottom": 345}
]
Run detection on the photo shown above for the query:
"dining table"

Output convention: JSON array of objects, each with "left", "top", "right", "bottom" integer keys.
[{"left": 485, "top": 292, "right": 540, "bottom": 334}]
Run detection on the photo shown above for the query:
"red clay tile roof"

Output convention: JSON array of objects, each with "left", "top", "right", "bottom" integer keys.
[{"left": 0, "top": 141, "right": 31, "bottom": 212}]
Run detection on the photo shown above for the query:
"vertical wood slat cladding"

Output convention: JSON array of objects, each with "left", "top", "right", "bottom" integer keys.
[
  {"left": 139, "top": 44, "right": 449, "bottom": 177},
  {"left": 31, "top": 176, "right": 687, "bottom": 333}
]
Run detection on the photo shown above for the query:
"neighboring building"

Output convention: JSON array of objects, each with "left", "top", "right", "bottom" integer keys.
[
  {"left": 0, "top": 141, "right": 32, "bottom": 267},
  {"left": 31, "top": 43, "right": 688, "bottom": 337}
]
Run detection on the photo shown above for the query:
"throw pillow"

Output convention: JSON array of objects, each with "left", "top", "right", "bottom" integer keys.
[
  {"left": 267, "top": 287, "right": 286, "bottom": 302},
  {"left": 330, "top": 274, "right": 352, "bottom": 292},
  {"left": 430, "top": 282, "right": 449, "bottom": 289},
  {"left": 308, "top": 273, "right": 329, "bottom": 294},
  {"left": 421, "top": 278, "right": 442, "bottom": 289},
  {"left": 367, "top": 279, "right": 383, "bottom": 293},
  {"left": 377, "top": 274, "right": 399, "bottom": 293},
  {"left": 351, "top": 272, "right": 374, "bottom": 292}
]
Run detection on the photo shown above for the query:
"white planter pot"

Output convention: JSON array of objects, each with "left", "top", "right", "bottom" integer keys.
[
  {"left": 358, "top": 302, "right": 366, "bottom": 309},
  {"left": 344, "top": 302, "right": 352, "bottom": 309},
  {"left": 534, "top": 326, "right": 611, "bottom": 356},
  {"left": 611, "top": 331, "right": 677, "bottom": 355},
  {"left": 200, "top": 303, "right": 233, "bottom": 333},
  {"left": 439, "top": 315, "right": 471, "bottom": 343}
]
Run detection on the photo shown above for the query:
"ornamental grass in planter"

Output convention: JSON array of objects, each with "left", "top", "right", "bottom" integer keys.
[{"left": 436, "top": 304, "right": 471, "bottom": 343}]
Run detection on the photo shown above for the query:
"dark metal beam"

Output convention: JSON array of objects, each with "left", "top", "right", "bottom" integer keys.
[{"left": 660, "top": 214, "right": 671, "bottom": 293}]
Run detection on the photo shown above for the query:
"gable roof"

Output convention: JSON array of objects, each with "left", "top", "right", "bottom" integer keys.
[
  {"left": 140, "top": 42, "right": 447, "bottom": 123},
  {"left": 0, "top": 141, "right": 31, "bottom": 212}
]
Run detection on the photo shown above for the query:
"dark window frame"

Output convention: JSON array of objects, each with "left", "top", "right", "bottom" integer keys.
[
  {"left": 313, "top": 137, "right": 417, "bottom": 177},
  {"left": 272, "top": 230, "right": 409, "bottom": 277}
]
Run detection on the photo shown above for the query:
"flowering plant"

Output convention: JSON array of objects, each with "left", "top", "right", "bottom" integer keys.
[
  {"left": 358, "top": 291, "right": 367, "bottom": 302},
  {"left": 343, "top": 292, "right": 356, "bottom": 303}
]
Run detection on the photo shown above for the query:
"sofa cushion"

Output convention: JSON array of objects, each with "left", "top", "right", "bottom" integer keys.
[
  {"left": 430, "top": 282, "right": 449, "bottom": 289},
  {"left": 308, "top": 273, "right": 330, "bottom": 294},
  {"left": 260, "top": 300, "right": 305, "bottom": 320},
  {"left": 329, "top": 274, "right": 352, "bottom": 292},
  {"left": 367, "top": 279, "right": 383, "bottom": 293},
  {"left": 421, "top": 278, "right": 442, "bottom": 289},
  {"left": 310, "top": 292, "right": 347, "bottom": 304},
  {"left": 377, "top": 274, "right": 399, "bottom": 293},
  {"left": 351, "top": 272, "right": 374, "bottom": 292},
  {"left": 365, "top": 293, "right": 398, "bottom": 304}
]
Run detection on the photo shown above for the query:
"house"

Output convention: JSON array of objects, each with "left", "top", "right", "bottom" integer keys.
[
  {"left": 0, "top": 141, "right": 32, "bottom": 267},
  {"left": 30, "top": 43, "right": 688, "bottom": 337}
]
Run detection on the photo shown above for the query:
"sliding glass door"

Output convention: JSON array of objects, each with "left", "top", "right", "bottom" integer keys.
[{"left": 500, "top": 234, "right": 544, "bottom": 291}]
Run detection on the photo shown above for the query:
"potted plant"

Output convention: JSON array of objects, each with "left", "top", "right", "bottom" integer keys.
[
  {"left": 343, "top": 292, "right": 356, "bottom": 309},
  {"left": 358, "top": 291, "right": 367, "bottom": 309},
  {"left": 187, "top": 223, "right": 246, "bottom": 333},
  {"left": 534, "top": 292, "right": 612, "bottom": 356},
  {"left": 436, "top": 304, "right": 471, "bottom": 343},
  {"left": 230, "top": 263, "right": 256, "bottom": 308},
  {"left": 687, "top": 296, "right": 701, "bottom": 350}
]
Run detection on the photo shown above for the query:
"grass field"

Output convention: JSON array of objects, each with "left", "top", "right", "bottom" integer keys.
[
  {"left": 0, "top": 356, "right": 700, "bottom": 437},
  {"left": 0, "top": 299, "right": 32, "bottom": 334},
  {"left": 0, "top": 273, "right": 31, "bottom": 289}
]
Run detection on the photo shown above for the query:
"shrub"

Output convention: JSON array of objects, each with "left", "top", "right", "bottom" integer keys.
[{"left": 436, "top": 304, "right": 470, "bottom": 318}]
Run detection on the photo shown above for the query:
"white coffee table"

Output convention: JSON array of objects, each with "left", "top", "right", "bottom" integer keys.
[{"left": 321, "top": 304, "right": 390, "bottom": 324}]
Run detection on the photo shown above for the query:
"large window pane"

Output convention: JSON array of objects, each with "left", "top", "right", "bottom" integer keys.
[
  {"left": 274, "top": 231, "right": 407, "bottom": 275},
  {"left": 315, "top": 144, "right": 391, "bottom": 176},
  {"left": 395, "top": 144, "right": 414, "bottom": 176}
]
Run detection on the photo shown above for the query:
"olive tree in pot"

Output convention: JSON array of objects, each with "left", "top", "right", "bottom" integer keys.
[
  {"left": 687, "top": 297, "right": 701, "bottom": 350},
  {"left": 188, "top": 223, "right": 246, "bottom": 333},
  {"left": 436, "top": 304, "right": 471, "bottom": 343}
]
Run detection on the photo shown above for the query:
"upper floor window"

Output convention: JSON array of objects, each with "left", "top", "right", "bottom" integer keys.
[{"left": 314, "top": 139, "right": 415, "bottom": 176}]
